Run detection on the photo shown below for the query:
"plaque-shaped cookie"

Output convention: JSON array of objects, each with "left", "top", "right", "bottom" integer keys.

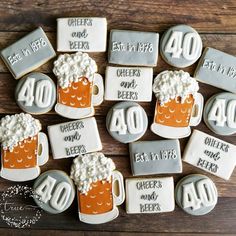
[{"left": 1, "top": 27, "right": 56, "bottom": 79}]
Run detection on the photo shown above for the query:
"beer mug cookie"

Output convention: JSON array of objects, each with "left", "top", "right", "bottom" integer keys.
[
  {"left": 0, "top": 113, "right": 49, "bottom": 181},
  {"left": 53, "top": 52, "right": 104, "bottom": 119},
  {"left": 151, "top": 70, "right": 204, "bottom": 139},
  {"left": 70, "top": 152, "right": 125, "bottom": 224}
]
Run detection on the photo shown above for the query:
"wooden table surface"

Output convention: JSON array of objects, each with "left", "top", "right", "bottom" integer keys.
[{"left": 0, "top": 0, "right": 236, "bottom": 235}]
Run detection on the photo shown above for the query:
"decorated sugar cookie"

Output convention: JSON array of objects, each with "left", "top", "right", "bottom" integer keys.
[
  {"left": 151, "top": 70, "right": 204, "bottom": 139},
  {"left": 47, "top": 117, "right": 102, "bottom": 159},
  {"left": 126, "top": 177, "right": 175, "bottom": 214},
  {"left": 160, "top": 24, "right": 202, "bottom": 68},
  {"left": 183, "top": 130, "right": 236, "bottom": 180},
  {"left": 204, "top": 92, "right": 236, "bottom": 135},
  {"left": 70, "top": 152, "right": 125, "bottom": 224},
  {"left": 0, "top": 113, "right": 49, "bottom": 181},
  {"left": 0, "top": 27, "right": 56, "bottom": 80},
  {"left": 33, "top": 170, "right": 75, "bottom": 214},
  {"left": 53, "top": 52, "right": 104, "bottom": 119},
  {"left": 15, "top": 72, "right": 56, "bottom": 114},
  {"left": 194, "top": 47, "right": 236, "bottom": 94},
  {"left": 106, "top": 101, "right": 148, "bottom": 143},
  {"left": 175, "top": 174, "right": 218, "bottom": 216},
  {"left": 129, "top": 140, "right": 182, "bottom": 176}
]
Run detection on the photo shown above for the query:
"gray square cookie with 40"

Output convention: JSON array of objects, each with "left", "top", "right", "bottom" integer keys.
[
  {"left": 129, "top": 140, "right": 182, "bottom": 176},
  {"left": 108, "top": 30, "right": 159, "bottom": 66},
  {"left": 194, "top": 47, "right": 236, "bottom": 93},
  {"left": 1, "top": 27, "right": 56, "bottom": 79}
]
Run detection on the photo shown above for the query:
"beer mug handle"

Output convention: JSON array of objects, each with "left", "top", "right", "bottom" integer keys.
[
  {"left": 112, "top": 170, "right": 125, "bottom": 206},
  {"left": 37, "top": 132, "right": 49, "bottom": 166},
  {"left": 190, "top": 93, "right": 204, "bottom": 126},
  {"left": 92, "top": 73, "right": 104, "bottom": 106}
]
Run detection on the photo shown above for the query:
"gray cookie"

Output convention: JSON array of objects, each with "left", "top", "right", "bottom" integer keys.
[
  {"left": 15, "top": 72, "right": 56, "bottom": 114},
  {"left": 204, "top": 92, "right": 236, "bottom": 136},
  {"left": 194, "top": 47, "right": 236, "bottom": 94},
  {"left": 33, "top": 170, "right": 75, "bottom": 214},
  {"left": 0, "top": 27, "right": 56, "bottom": 79},
  {"left": 160, "top": 24, "right": 202, "bottom": 68},
  {"left": 129, "top": 140, "right": 182, "bottom": 176},
  {"left": 108, "top": 30, "right": 159, "bottom": 66},
  {"left": 175, "top": 174, "right": 218, "bottom": 216},
  {"left": 106, "top": 101, "right": 148, "bottom": 143}
]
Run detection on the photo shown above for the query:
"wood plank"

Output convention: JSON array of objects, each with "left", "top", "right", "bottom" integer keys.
[
  {"left": 0, "top": 191, "right": 235, "bottom": 233},
  {"left": 0, "top": 0, "right": 235, "bottom": 33},
  {"left": 0, "top": 229, "right": 233, "bottom": 236},
  {"left": 0, "top": 33, "right": 235, "bottom": 74}
]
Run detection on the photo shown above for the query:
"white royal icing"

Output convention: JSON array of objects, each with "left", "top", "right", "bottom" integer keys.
[
  {"left": 53, "top": 52, "right": 97, "bottom": 89},
  {"left": 0, "top": 113, "right": 41, "bottom": 152},
  {"left": 70, "top": 152, "right": 115, "bottom": 194},
  {"left": 152, "top": 70, "right": 199, "bottom": 106}
]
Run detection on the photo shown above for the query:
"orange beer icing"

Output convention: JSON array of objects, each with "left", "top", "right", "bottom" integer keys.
[
  {"left": 155, "top": 95, "right": 194, "bottom": 127},
  {"left": 79, "top": 180, "right": 113, "bottom": 214},
  {"left": 2, "top": 136, "right": 38, "bottom": 169},
  {"left": 58, "top": 77, "right": 92, "bottom": 108}
]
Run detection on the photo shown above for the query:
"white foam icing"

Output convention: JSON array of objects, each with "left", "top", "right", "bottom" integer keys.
[
  {"left": 0, "top": 113, "right": 41, "bottom": 152},
  {"left": 152, "top": 70, "right": 199, "bottom": 106},
  {"left": 70, "top": 152, "right": 115, "bottom": 195},
  {"left": 53, "top": 52, "right": 97, "bottom": 89}
]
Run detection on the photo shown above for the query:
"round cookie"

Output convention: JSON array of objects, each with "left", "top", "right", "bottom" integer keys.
[
  {"left": 160, "top": 24, "right": 202, "bottom": 68},
  {"left": 106, "top": 101, "right": 148, "bottom": 143},
  {"left": 204, "top": 92, "right": 236, "bottom": 135},
  {"left": 15, "top": 72, "right": 56, "bottom": 114},
  {"left": 175, "top": 174, "right": 218, "bottom": 216},
  {"left": 33, "top": 170, "right": 75, "bottom": 214}
]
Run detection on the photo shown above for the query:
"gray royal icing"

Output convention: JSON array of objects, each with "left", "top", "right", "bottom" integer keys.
[
  {"left": 15, "top": 72, "right": 56, "bottom": 114},
  {"left": 33, "top": 170, "right": 75, "bottom": 214},
  {"left": 160, "top": 24, "right": 202, "bottom": 68},
  {"left": 108, "top": 30, "right": 159, "bottom": 66},
  {"left": 129, "top": 140, "right": 182, "bottom": 176},
  {"left": 204, "top": 92, "right": 236, "bottom": 135},
  {"left": 0, "top": 27, "right": 56, "bottom": 79},
  {"left": 106, "top": 102, "right": 148, "bottom": 143},
  {"left": 194, "top": 47, "right": 236, "bottom": 93},
  {"left": 175, "top": 174, "right": 218, "bottom": 216}
]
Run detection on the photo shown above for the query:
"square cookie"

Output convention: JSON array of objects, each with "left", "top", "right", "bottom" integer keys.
[
  {"left": 125, "top": 177, "right": 175, "bottom": 214},
  {"left": 108, "top": 30, "right": 159, "bottom": 66},
  {"left": 57, "top": 17, "right": 107, "bottom": 52},
  {"left": 194, "top": 47, "right": 236, "bottom": 93},
  {"left": 105, "top": 66, "right": 153, "bottom": 102},
  {"left": 48, "top": 117, "right": 102, "bottom": 159},
  {"left": 1, "top": 27, "right": 56, "bottom": 79},
  {"left": 129, "top": 140, "right": 182, "bottom": 176},
  {"left": 183, "top": 129, "right": 236, "bottom": 180}
]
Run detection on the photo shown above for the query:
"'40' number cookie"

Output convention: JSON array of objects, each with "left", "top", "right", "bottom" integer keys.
[
  {"left": 160, "top": 24, "right": 202, "bottom": 68},
  {"left": 204, "top": 92, "right": 236, "bottom": 135},
  {"left": 106, "top": 102, "right": 148, "bottom": 143},
  {"left": 53, "top": 52, "right": 104, "bottom": 119},
  {"left": 15, "top": 72, "right": 56, "bottom": 114}
]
